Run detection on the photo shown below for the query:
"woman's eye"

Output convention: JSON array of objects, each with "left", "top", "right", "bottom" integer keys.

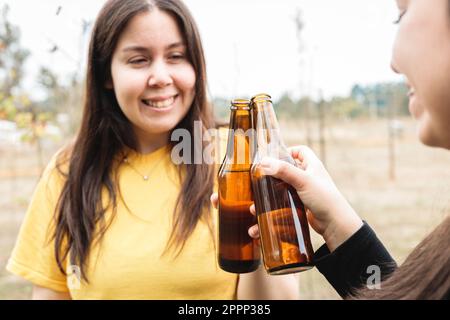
[
  {"left": 168, "top": 53, "right": 185, "bottom": 61},
  {"left": 393, "top": 10, "right": 406, "bottom": 24},
  {"left": 129, "top": 58, "right": 148, "bottom": 65}
]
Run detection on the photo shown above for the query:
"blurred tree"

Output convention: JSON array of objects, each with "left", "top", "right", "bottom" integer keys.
[
  {"left": 0, "top": 5, "right": 55, "bottom": 171},
  {"left": 293, "top": 9, "right": 313, "bottom": 146},
  {"left": 37, "top": 66, "right": 69, "bottom": 114},
  {"left": 35, "top": 67, "right": 84, "bottom": 137},
  {"left": 275, "top": 92, "right": 297, "bottom": 119},
  {"left": 350, "top": 82, "right": 408, "bottom": 117},
  {"left": 37, "top": 66, "right": 59, "bottom": 91},
  {"left": 297, "top": 96, "right": 313, "bottom": 118},
  {"left": 317, "top": 93, "right": 326, "bottom": 166},
  {"left": 0, "top": 4, "right": 30, "bottom": 98},
  {"left": 0, "top": 4, "right": 36, "bottom": 123},
  {"left": 350, "top": 84, "right": 365, "bottom": 104},
  {"left": 0, "top": 93, "right": 16, "bottom": 119},
  {"left": 330, "top": 96, "right": 367, "bottom": 119},
  {"left": 212, "top": 97, "right": 231, "bottom": 121}
]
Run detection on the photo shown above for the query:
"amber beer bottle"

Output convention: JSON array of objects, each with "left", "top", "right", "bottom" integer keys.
[
  {"left": 218, "top": 99, "right": 260, "bottom": 273},
  {"left": 250, "top": 93, "right": 314, "bottom": 275}
]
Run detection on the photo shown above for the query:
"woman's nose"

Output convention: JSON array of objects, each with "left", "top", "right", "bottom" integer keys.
[{"left": 148, "top": 61, "right": 173, "bottom": 87}]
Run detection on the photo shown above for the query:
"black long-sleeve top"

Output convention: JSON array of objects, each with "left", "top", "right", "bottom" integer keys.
[{"left": 314, "top": 221, "right": 397, "bottom": 298}]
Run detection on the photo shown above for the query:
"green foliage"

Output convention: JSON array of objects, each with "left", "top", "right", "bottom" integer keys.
[
  {"left": 0, "top": 4, "right": 60, "bottom": 152},
  {"left": 274, "top": 93, "right": 297, "bottom": 118},
  {"left": 213, "top": 81, "right": 407, "bottom": 122},
  {"left": 0, "top": 92, "right": 33, "bottom": 121},
  {"left": 329, "top": 96, "right": 368, "bottom": 119},
  {"left": 0, "top": 93, "right": 16, "bottom": 119},
  {"left": 350, "top": 82, "right": 408, "bottom": 116},
  {"left": 14, "top": 109, "right": 55, "bottom": 143},
  {"left": 0, "top": 6, "right": 85, "bottom": 138}
]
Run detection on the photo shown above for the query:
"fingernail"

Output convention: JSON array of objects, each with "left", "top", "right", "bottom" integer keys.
[{"left": 249, "top": 226, "right": 259, "bottom": 238}]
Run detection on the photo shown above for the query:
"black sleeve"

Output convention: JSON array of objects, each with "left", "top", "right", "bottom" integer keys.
[{"left": 313, "top": 221, "right": 397, "bottom": 298}]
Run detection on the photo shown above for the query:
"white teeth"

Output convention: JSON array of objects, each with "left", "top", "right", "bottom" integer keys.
[{"left": 142, "top": 96, "right": 175, "bottom": 108}]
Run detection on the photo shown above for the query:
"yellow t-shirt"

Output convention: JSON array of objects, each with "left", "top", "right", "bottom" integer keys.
[{"left": 6, "top": 139, "right": 237, "bottom": 299}]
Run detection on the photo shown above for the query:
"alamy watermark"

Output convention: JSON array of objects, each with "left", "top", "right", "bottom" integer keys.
[
  {"left": 170, "top": 120, "right": 285, "bottom": 165},
  {"left": 366, "top": 265, "right": 382, "bottom": 290},
  {"left": 67, "top": 264, "right": 81, "bottom": 290}
]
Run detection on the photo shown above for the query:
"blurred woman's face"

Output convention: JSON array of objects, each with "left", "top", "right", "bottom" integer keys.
[
  {"left": 391, "top": 0, "right": 450, "bottom": 149},
  {"left": 109, "top": 8, "right": 196, "bottom": 152}
]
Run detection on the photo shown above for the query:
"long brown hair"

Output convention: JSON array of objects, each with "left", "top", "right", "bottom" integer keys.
[
  {"left": 52, "top": 0, "right": 216, "bottom": 282},
  {"left": 353, "top": 216, "right": 450, "bottom": 299}
]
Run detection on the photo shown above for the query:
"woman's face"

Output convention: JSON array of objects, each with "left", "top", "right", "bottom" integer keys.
[
  {"left": 110, "top": 8, "right": 196, "bottom": 151},
  {"left": 391, "top": 0, "right": 450, "bottom": 149}
]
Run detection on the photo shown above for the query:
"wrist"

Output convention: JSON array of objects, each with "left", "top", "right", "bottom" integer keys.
[{"left": 322, "top": 201, "right": 363, "bottom": 252}]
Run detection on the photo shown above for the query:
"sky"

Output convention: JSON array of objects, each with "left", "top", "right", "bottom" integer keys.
[{"left": 2, "top": 0, "right": 403, "bottom": 101}]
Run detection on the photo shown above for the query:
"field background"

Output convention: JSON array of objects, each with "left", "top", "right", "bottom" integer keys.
[{"left": 1, "top": 117, "right": 449, "bottom": 299}]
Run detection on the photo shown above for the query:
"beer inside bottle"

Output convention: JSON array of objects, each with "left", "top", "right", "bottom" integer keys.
[
  {"left": 218, "top": 99, "right": 260, "bottom": 273},
  {"left": 250, "top": 93, "right": 314, "bottom": 275}
]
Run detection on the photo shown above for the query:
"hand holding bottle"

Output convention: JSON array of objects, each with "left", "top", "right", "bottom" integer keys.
[
  {"left": 211, "top": 145, "right": 363, "bottom": 252},
  {"left": 252, "top": 145, "right": 363, "bottom": 252}
]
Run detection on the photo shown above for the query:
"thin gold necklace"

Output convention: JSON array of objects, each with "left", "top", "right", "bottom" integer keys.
[{"left": 122, "top": 152, "right": 166, "bottom": 181}]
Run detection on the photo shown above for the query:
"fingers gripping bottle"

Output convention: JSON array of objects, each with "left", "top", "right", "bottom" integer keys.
[
  {"left": 250, "top": 93, "right": 314, "bottom": 275},
  {"left": 218, "top": 99, "right": 260, "bottom": 273}
]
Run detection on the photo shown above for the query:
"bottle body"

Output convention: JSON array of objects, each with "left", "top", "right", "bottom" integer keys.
[
  {"left": 250, "top": 94, "right": 314, "bottom": 275},
  {"left": 251, "top": 158, "right": 314, "bottom": 274},
  {"left": 218, "top": 99, "right": 260, "bottom": 273},
  {"left": 218, "top": 167, "right": 260, "bottom": 273}
]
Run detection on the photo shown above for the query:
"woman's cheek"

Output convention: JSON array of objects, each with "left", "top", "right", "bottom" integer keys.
[
  {"left": 118, "top": 75, "right": 147, "bottom": 99},
  {"left": 176, "top": 64, "right": 196, "bottom": 90}
]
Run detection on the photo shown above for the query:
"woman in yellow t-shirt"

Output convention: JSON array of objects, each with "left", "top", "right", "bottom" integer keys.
[{"left": 7, "top": 0, "right": 299, "bottom": 299}]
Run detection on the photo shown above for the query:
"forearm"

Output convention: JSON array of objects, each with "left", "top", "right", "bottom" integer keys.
[{"left": 236, "top": 265, "right": 300, "bottom": 300}]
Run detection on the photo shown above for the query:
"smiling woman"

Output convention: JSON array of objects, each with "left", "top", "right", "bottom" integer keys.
[
  {"left": 391, "top": 0, "right": 450, "bottom": 149},
  {"left": 108, "top": 9, "right": 196, "bottom": 149},
  {"left": 6, "top": 0, "right": 300, "bottom": 300}
]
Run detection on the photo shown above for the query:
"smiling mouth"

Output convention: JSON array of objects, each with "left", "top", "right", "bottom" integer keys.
[{"left": 142, "top": 95, "right": 177, "bottom": 109}]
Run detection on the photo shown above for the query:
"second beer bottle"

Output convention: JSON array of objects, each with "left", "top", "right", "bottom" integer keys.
[
  {"left": 218, "top": 99, "right": 260, "bottom": 273},
  {"left": 250, "top": 93, "right": 314, "bottom": 275}
]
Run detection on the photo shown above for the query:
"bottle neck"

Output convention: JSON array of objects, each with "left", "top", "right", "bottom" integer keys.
[
  {"left": 225, "top": 108, "right": 254, "bottom": 166},
  {"left": 253, "top": 101, "right": 289, "bottom": 160}
]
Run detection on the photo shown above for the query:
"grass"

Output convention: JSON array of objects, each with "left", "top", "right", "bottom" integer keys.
[{"left": 1, "top": 117, "right": 449, "bottom": 299}]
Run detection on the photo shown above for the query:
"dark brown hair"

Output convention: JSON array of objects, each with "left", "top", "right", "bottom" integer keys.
[
  {"left": 353, "top": 216, "right": 450, "bottom": 299},
  {"left": 52, "top": 0, "right": 216, "bottom": 282}
]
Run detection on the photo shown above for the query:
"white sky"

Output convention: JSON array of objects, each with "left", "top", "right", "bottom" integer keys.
[{"left": 2, "top": 0, "right": 403, "bottom": 101}]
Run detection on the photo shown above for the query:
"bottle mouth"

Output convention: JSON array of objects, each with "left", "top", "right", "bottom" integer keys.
[
  {"left": 251, "top": 93, "right": 272, "bottom": 104},
  {"left": 231, "top": 98, "right": 251, "bottom": 110},
  {"left": 251, "top": 93, "right": 271, "bottom": 100}
]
